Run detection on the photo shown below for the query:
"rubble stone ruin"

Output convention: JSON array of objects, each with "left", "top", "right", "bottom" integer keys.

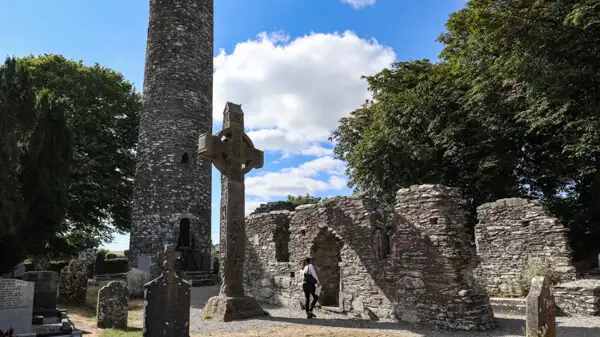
[
  {"left": 244, "top": 184, "right": 497, "bottom": 330},
  {"left": 128, "top": 0, "right": 215, "bottom": 277},
  {"left": 474, "top": 198, "right": 576, "bottom": 296}
]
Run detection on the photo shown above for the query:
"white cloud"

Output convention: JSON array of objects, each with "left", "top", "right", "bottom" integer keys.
[
  {"left": 245, "top": 156, "right": 347, "bottom": 198},
  {"left": 245, "top": 200, "right": 266, "bottom": 216},
  {"left": 213, "top": 30, "right": 395, "bottom": 156},
  {"left": 340, "top": 0, "right": 376, "bottom": 9}
]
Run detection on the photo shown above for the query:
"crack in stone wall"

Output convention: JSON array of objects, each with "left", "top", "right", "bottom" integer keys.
[
  {"left": 244, "top": 185, "right": 496, "bottom": 331},
  {"left": 129, "top": 0, "right": 214, "bottom": 277},
  {"left": 474, "top": 198, "right": 576, "bottom": 296}
]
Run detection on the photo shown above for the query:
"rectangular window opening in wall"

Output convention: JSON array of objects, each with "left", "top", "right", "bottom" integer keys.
[
  {"left": 274, "top": 223, "right": 290, "bottom": 262},
  {"left": 375, "top": 228, "right": 392, "bottom": 260}
]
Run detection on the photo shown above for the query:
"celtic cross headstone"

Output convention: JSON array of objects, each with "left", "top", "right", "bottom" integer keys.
[{"left": 198, "top": 102, "right": 266, "bottom": 321}]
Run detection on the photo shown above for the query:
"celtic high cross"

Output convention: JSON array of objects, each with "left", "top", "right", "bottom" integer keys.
[{"left": 198, "top": 102, "right": 264, "bottom": 297}]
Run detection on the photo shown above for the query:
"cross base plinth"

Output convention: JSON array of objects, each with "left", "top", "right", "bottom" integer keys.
[{"left": 201, "top": 296, "right": 266, "bottom": 322}]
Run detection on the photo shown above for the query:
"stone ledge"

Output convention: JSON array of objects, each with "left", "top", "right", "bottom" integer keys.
[{"left": 490, "top": 297, "right": 526, "bottom": 316}]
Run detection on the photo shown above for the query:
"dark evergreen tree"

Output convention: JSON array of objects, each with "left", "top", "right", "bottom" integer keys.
[{"left": 0, "top": 58, "right": 73, "bottom": 274}]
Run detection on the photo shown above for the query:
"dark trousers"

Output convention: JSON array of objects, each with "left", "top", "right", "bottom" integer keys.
[{"left": 302, "top": 282, "right": 319, "bottom": 313}]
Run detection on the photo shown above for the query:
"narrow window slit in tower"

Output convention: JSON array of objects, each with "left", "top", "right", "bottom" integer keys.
[{"left": 181, "top": 152, "right": 189, "bottom": 164}]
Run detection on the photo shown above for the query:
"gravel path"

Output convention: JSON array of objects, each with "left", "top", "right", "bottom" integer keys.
[{"left": 189, "top": 286, "right": 600, "bottom": 337}]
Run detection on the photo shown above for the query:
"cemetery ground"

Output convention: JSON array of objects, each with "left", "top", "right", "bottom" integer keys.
[{"left": 60, "top": 281, "right": 600, "bottom": 337}]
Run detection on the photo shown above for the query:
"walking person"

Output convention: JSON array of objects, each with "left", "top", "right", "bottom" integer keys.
[{"left": 301, "top": 257, "right": 320, "bottom": 318}]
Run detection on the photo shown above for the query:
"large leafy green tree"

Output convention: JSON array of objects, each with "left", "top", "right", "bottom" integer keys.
[
  {"left": 17, "top": 55, "right": 142, "bottom": 247},
  {"left": 439, "top": 0, "right": 600, "bottom": 259},
  {"left": 0, "top": 58, "right": 73, "bottom": 273},
  {"left": 331, "top": 0, "right": 600, "bottom": 258}
]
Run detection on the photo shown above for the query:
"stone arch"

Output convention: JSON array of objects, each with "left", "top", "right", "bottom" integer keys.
[{"left": 310, "top": 227, "right": 343, "bottom": 307}]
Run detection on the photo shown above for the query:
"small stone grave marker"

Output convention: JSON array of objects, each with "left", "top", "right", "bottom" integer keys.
[
  {"left": 13, "top": 262, "right": 26, "bottom": 278},
  {"left": 526, "top": 276, "right": 556, "bottom": 337},
  {"left": 97, "top": 281, "right": 128, "bottom": 329},
  {"left": 0, "top": 278, "right": 34, "bottom": 335},
  {"left": 143, "top": 245, "right": 191, "bottom": 337},
  {"left": 22, "top": 271, "right": 59, "bottom": 310},
  {"left": 58, "top": 259, "right": 88, "bottom": 304},
  {"left": 126, "top": 268, "right": 151, "bottom": 299}
]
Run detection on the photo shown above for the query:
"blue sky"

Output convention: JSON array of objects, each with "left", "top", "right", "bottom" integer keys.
[{"left": 0, "top": 0, "right": 465, "bottom": 251}]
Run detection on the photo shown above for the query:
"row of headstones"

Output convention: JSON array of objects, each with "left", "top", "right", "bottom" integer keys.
[{"left": 1, "top": 270, "right": 137, "bottom": 334}]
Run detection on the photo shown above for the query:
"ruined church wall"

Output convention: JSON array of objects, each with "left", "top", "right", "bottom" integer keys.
[
  {"left": 474, "top": 198, "right": 576, "bottom": 296},
  {"left": 244, "top": 185, "right": 496, "bottom": 331}
]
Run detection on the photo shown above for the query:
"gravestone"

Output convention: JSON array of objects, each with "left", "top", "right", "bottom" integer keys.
[
  {"left": 58, "top": 259, "right": 88, "bottom": 304},
  {"left": 199, "top": 102, "right": 266, "bottom": 321},
  {"left": 32, "top": 254, "right": 50, "bottom": 271},
  {"left": 126, "top": 268, "right": 151, "bottom": 299},
  {"left": 0, "top": 278, "right": 34, "bottom": 335},
  {"left": 13, "top": 262, "right": 26, "bottom": 278},
  {"left": 22, "top": 271, "right": 59, "bottom": 310},
  {"left": 526, "top": 276, "right": 556, "bottom": 337},
  {"left": 78, "top": 248, "right": 97, "bottom": 279},
  {"left": 143, "top": 245, "right": 191, "bottom": 337},
  {"left": 97, "top": 281, "right": 128, "bottom": 329},
  {"left": 138, "top": 254, "right": 152, "bottom": 274}
]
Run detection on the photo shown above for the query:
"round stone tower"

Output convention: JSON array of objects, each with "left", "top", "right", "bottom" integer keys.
[{"left": 129, "top": 0, "right": 214, "bottom": 277}]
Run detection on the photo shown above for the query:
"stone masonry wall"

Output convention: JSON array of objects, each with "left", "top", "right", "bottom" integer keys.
[
  {"left": 474, "top": 198, "right": 576, "bottom": 296},
  {"left": 244, "top": 185, "right": 496, "bottom": 331},
  {"left": 129, "top": 0, "right": 214, "bottom": 277},
  {"left": 250, "top": 201, "right": 296, "bottom": 215},
  {"left": 553, "top": 279, "right": 600, "bottom": 316}
]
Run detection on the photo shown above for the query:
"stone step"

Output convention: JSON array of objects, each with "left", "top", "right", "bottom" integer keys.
[
  {"left": 490, "top": 297, "right": 526, "bottom": 316},
  {"left": 183, "top": 271, "right": 218, "bottom": 287}
]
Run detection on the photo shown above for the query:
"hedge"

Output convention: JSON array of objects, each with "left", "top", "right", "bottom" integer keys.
[
  {"left": 23, "top": 261, "right": 69, "bottom": 273},
  {"left": 98, "top": 258, "right": 128, "bottom": 274},
  {"left": 22, "top": 258, "right": 129, "bottom": 275}
]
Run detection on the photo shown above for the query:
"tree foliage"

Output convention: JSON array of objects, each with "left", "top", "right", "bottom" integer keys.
[
  {"left": 0, "top": 58, "right": 73, "bottom": 273},
  {"left": 17, "top": 55, "right": 142, "bottom": 243},
  {"left": 0, "top": 55, "right": 141, "bottom": 272},
  {"left": 331, "top": 0, "right": 600, "bottom": 259},
  {"left": 287, "top": 194, "right": 325, "bottom": 206}
]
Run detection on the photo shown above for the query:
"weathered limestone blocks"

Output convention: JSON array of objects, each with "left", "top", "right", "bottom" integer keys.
[
  {"left": 250, "top": 201, "right": 296, "bottom": 215},
  {"left": 474, "top": 198, "right": 576, "bottom": 296},
  {"left": 553, "top": 279, "right": 600, "bottom": 316},
  {"left": 97, "top": 281, "right": 128, "bottom": 329},
  {"left": 244, "top": 185, "right": 496, "bottom": 331}
]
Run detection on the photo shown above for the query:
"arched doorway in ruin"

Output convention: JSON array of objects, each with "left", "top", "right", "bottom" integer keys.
[{"left": 310, "top": 228, "right": 343, "bottom": 307}]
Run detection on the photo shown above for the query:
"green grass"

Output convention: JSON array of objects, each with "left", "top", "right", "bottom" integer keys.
[{"left": 99, "top": 327, "right": 143, "bottom": 337}]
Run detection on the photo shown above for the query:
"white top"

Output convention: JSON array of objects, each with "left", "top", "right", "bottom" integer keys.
[{"left": 301, "top": 264, "right": 319, "bottom": 283}]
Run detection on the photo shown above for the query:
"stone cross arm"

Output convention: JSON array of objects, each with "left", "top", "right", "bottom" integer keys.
[{"left": 198, "top": 129, "right": 264, "bottom": 177}]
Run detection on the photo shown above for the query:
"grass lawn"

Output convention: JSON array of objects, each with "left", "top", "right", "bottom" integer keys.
[
  {"left": 59, "top": 283, "right": 144, "bottom": 337},
  {"left": 64, "top": 284, "right": 409, "bottom": 337}
]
